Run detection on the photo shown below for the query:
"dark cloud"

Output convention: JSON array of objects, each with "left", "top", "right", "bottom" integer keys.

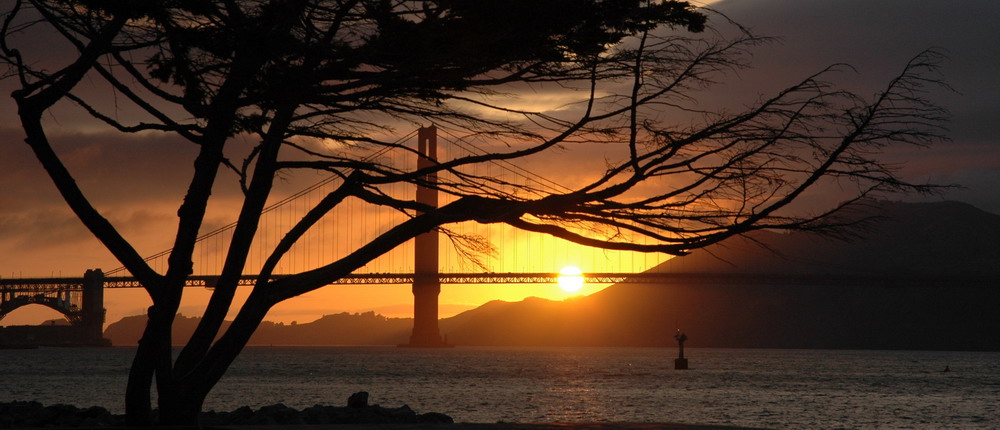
[
  {"left": 1, "top": 0, "right": 998, "bottom": 278},
  {"left": 0, "top": 208, "right": 91, "bottom": 248},
  {"left": 704, "top": 0, "right": 1000, "bottom": 212},
  {"left": 0, "top": 127, "right": 198, "bottom": 205},
  {"left": 0, "top": 125, "right": 238, "bottom": 274}
]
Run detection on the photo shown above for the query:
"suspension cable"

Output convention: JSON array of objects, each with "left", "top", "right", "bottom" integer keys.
[
  {"left": 106, "top": 129, "right": 419, "bottom": 275},
  {"left": 434, "top": 123, "right": 573, "bottom": 194}
]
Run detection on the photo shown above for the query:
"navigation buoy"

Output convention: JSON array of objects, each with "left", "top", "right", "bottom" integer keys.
[{"left": 674, "top": 329, "right": 689, "bottom": 370}]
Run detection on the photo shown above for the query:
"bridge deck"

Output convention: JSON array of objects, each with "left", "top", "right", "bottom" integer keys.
[{"left": 2, "top": 272, "right": 995, "bottom": 290}]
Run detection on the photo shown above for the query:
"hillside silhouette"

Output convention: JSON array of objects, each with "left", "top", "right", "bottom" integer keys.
[
  {"left": 106, "top": 201, "right": 1000, "bottom": 350},
  {"left": 441, "top": 201, "right": 1000, "bottom": 350},
  {"left": 105, "top": 312, "right": 411, "bottom": 346},
  {"left": 652, "top": 200, "right": 1000, "bottom": 277}
]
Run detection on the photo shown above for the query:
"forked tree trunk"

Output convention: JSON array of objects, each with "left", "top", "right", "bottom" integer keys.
[
  {"left": 140, "top": 292, "right": 274, "bottom": 426},
  {"left": 156, "top": 391, "right": 203, "bottom": 426},
  {"left": 125, "top": 304, "right": 177, "bottom": 426},
  {"left": 124, "top": 339, "right": 155, "bottom": 426},
  {"left": 125, "top": 306, "right": 217, "bottom": 426}
]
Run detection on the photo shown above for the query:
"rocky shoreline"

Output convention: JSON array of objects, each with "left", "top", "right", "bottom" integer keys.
[{"left": 0, "top": 392, "right": 453, "bottom": 428}]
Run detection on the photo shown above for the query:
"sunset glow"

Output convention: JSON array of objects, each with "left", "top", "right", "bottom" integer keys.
[
  {"left": 557, "top": 266, "right": 585, "bottom": 293},
  {"left": 1, "top": 1, "right": 997, "bottom": 428}
]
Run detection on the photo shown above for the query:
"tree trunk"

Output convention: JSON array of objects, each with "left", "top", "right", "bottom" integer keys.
[
  {"left": 156, "top": 391, "right": 204, "bottom": 426},
  {"left": 124, "top": 342, "right": 154, "bottom": 426},
  {"left": 124, "top": 305, "right": 175, "bottom": 426},
  {"left": 183, "top": 292, "right": 274, "bottom": 418}
]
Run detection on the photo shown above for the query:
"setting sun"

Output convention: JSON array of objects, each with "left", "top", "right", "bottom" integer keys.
[{"left": 557, "top": 266, "right": 585, "bottom": 293}]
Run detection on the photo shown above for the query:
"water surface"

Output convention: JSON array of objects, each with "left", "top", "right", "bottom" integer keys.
[{"left": 1, "top": 346, "right": 997, "bottom": 428}]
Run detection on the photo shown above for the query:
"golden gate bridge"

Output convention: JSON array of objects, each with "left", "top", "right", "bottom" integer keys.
[
  {"left": 8, "top": 126, "right": 988, "bottom": 347},
  {"left": 0, "top": 125, "right": 674, "bottom": 346}
]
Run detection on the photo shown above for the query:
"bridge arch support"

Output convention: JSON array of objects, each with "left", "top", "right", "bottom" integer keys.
[
  {"left": 0, "top": 293, "right": 78, "bottom": 323},
  {"left": 0, "top": 269, "right": 108, "bottom": 346}
]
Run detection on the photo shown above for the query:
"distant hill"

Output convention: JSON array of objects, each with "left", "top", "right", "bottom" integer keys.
[
  {"left": 652, "top": 200, "right": 1000, "bottom": 278},
  {"left": 105, "top": 312, "right": 412, "bottom": 346},
  {"left": 439, "top": 201, "right": 1000, "bottom": 350},
  {"left": 105, "top": 201, "right": 1000, "bottom": 350}
]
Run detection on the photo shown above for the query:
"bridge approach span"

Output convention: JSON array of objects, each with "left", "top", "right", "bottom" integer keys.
[
  {"left": 0, "top": 269, "right": 108, "bottom": 346},
  {"left": 3, "top": 272, "right": 993, "bottom": 290}
]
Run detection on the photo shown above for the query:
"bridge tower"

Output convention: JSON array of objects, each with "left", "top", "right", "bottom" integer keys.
[
  {"left": 0, "top": 269, "right": 109, "bottom": 347},
  {"left": 402, "top": 126, "right": 451, "bottom": 347},
  {"left": 81, "top": 269, "right": 107, "bottom": 345}
]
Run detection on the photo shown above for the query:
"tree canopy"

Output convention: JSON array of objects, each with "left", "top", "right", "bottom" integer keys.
[{"left": 1, "top": 0, "right": 947, "bottom": 425}]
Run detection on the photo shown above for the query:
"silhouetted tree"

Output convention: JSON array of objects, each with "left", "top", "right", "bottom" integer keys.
[{"left": 1, "top": 0, "right": 947, "bottom": 425}]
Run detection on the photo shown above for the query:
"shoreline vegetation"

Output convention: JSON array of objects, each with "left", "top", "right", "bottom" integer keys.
[
  {"left": 4, "top": 201, "right": 998, "bottom": 352},
  {"left": 0, "top": 392, "right": 454, "bottom": 428},
  {"left": 98, "top": 201, "right": 1000, "bottom": 352},
  {"left": 0, "top": 399, "right": 764, "bottom": 430}
]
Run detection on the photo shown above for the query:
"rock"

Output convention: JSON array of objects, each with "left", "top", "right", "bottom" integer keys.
[
  {"left": 0, "top": 401, "right": 121, "bottom": 428},
  {"left": 79, "top": 406, "right": 114, "bottom": 427},
  {"left": 227, "top": 405, "right": 255, "bottom": 424},
  {"left": 347, "top": 391, "right": 369, "bottom": 408},
  {"left": 419, "top": 412, "right": 455, "bottom": 423},
  {"left": 253, "top": 403, "right": 302, "bottom": 425},
  {"left": 385, "top": 404, "right": 416, "bottom": 420},
  {"left": 0, "top": 397, "right": 452, "bottom": 427},
  {"left": 300, "top": 404, "right": 337, "bottom": 424}
]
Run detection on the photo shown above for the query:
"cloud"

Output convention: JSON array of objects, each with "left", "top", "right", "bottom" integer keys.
[
  {"left": 0, "top": 209, "right": 92, "bottom": 249},
  {"left": 700, "top": 0, "right": 1000, "bottom": 212},
  {"left": 909, "top": 166, "right": 1000, "bottom": 214},
  {"left": 2, "top": 0, "right": 998, "bottom": 280},
  {"left": 449, "top": 86, "right": 602, "bottom": 121},
  {"left": 0, "top": 127, "right": 198, "bottom": 205},
  {"left": 709, "top": 0, "right": 1000, "bottom": 143}
]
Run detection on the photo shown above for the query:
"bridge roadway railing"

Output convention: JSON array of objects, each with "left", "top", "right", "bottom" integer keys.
[
  {"left": 0, "top": 277, "right": 90, "bottom": 291},
  {"left": 3, "top": 272, "right": 996, "bottom": 290},
  {"left": 100, "top": 273, "right": 681, "bottom": 287}
]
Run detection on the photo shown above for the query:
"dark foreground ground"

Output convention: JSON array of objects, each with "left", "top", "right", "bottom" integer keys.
[
  {"left": 0, "top": 399, "right": 762, "bottom": 430},
  {"left": 2, "top": 425, "right": 760, "bottom": 430},
  {"left": 205, "top": 424, "right": 761, "bottom": 429}
]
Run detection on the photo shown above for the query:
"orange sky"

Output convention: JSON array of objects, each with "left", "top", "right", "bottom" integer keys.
[
  {"left": 3, "top": 0, "right": 1000, "bottom": 328},
  {"left": 0, "top": 190, "right": 669, "bottom": 326}
]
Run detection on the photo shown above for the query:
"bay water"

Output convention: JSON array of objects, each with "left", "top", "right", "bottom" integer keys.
[{"left": 1, "top": 346, "right": 997, "bottom": 428}]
